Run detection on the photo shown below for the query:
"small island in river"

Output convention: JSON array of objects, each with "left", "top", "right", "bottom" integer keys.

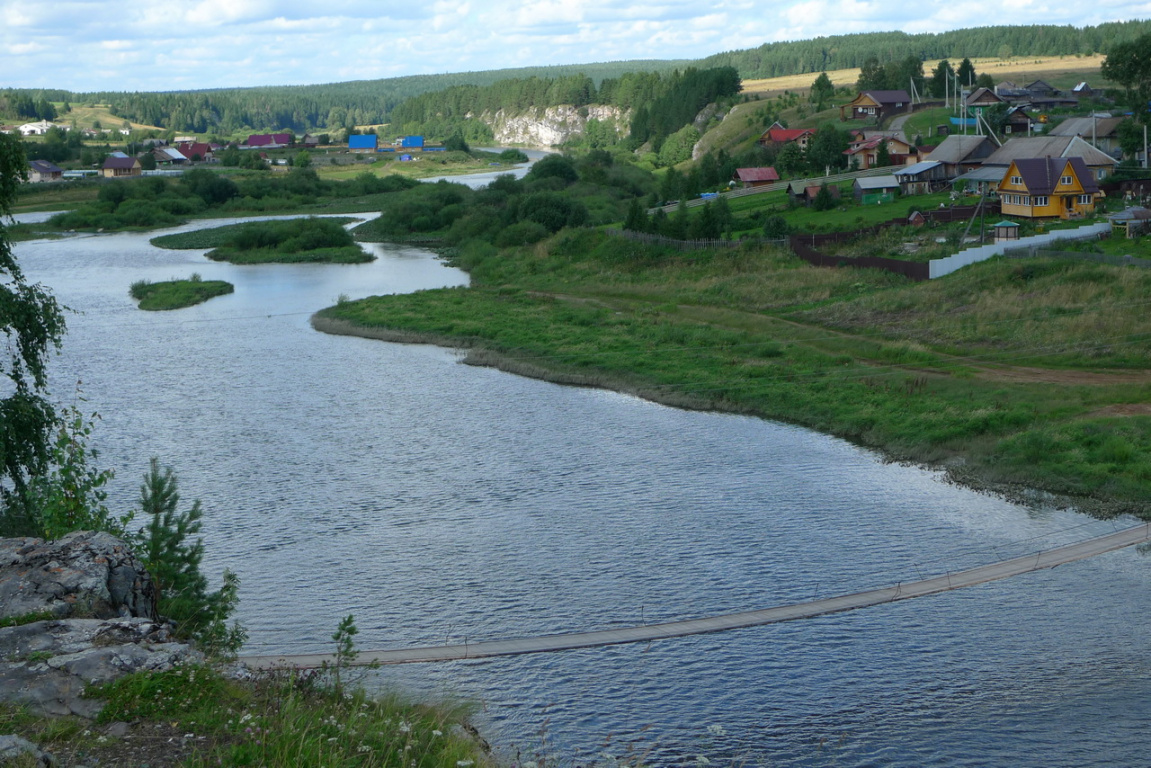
[
  {"left": 130, "top": 275, "right": 234, "bottom": 310},
  {"left": 152, "top": 217, "right": 371, "bottom": 265}
]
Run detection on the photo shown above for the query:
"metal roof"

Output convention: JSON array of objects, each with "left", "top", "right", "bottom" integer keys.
[
  {"left": 953, "top": 166, "right": 1008, "bottom": 184},
  {"left": 893, "top": 161, "right": 942, "bottom": 177},
  {"left": 854, "top": 175, "right": 900, "bottom": 190}
]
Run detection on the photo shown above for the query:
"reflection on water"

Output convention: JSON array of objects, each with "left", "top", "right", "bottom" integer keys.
[{"left": 13, "top": 222, "right": 1151, "bottom": 767}]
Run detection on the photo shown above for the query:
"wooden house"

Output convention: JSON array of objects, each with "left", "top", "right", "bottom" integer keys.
[
  {"left": 1003, "top": 107, "right": 1035, "bottom": 135},
  {"left": 839, "top": 90, "right": 911, "bottom": 122},
  {"left": 965, "top": 87, "right": 1005, "bottom": 109},
  {"left": 925, "top": 135, "right": 998, "bottom": 178},
  {"left": 893, "top": 160, "right": 948, "bottom": 195},
  {"left": 1047, "top": 116, "right": 1126, "bottom": 159},
  {"left": 757, "top": 122, "right": 816, "bottom": 151},
  {"left": 246, "top": 133, "right": 292, "bottom": 149},
  {"left": 101, "top": 156, "right": 141, "bottom": 178},
  {"left": 732, "top": 167, "right": 780, "bottom": 188},
  {"left": 844, "top": 134, "right": 915, "bottom": 169},
  {"left": 27, "top": 160, "right": 63, "bottom": 183},
  {"left": 982, "top": 135, "right": 1118, "bottom": 182},
  {"left": 996, "top": 157, "right": 1099, "bottom": 219}
]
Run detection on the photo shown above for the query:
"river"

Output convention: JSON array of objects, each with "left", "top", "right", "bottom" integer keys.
[{"left": 11, "top": 211, "right": 1151, "bottom": 766}]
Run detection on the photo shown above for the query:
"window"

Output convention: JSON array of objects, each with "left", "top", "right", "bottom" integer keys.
[
  {"left": 1079, "top": 194, "right": 1093, "bottom": 205},
  {"left": 1061, "top": 175, "right": 1073, "bottom": 185},
  {"left": 1033, "top": 196, "right": 1048, "bottom": 207},
  {"left": 1010, "top": 175, "right": 1023, "bottom": 185}
]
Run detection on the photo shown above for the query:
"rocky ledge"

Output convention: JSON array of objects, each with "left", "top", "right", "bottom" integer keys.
[{"left": 0, "top": 531, "right": 202, "bottom": 724}]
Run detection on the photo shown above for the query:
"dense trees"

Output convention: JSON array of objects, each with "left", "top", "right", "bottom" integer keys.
[
  {"left": 1102, "top": 32, "right": 1151, "bottom": 124},
  {"left": 810, "top": 73, "right": 835, "bottom": 111},
  {"left": 0, "top": 134, "right": 67, "bottom": 533},
  {"left": 701, "top": 21, "right": 1151, "bottom": 79}
]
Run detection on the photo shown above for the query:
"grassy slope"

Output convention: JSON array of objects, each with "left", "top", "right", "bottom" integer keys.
[{"left": 317, "top": 230, "right": 1151, "bottom": 516}]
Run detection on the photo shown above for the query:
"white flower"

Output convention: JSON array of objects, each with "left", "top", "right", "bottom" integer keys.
[
  {"left": 431, "top": 730, "right": 443, "bottom": 737},
  {"left": 398, "top": 721, "right": 412, "bottom": 733},
  {"left": 457, "top": 761, "right": 475, "bottom": 767},
  {"left": 706, "top": 724, "right": 726, "bottom": 737}
]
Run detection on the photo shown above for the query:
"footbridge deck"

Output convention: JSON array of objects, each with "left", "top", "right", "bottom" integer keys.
[{"left": 242, "top": 523, "right": 1150, "bottom": 670}]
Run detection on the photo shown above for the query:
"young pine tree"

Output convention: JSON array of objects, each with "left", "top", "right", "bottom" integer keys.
[{"left": 136, "top": 458, "right": 245, "bottom": 655}]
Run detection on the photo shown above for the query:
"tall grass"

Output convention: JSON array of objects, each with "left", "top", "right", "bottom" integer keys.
[{"left": 316, "top": 229, "right": 1151, "bottom": 515}]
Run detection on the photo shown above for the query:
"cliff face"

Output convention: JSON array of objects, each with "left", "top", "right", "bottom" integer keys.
[{"left": 478, "top": 104, "right": 630, "bottom": 148}]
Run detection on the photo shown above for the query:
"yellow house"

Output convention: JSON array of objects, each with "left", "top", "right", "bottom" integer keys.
[{"left": 996, "top": 157, "right": 1100, "bottom": 219}]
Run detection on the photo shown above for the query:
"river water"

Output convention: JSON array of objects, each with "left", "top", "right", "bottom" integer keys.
[{"left": 12, "top": 214, "right": 1151, "bottom": 766}]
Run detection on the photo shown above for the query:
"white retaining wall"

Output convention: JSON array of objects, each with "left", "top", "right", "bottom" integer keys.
[{"left": 928, "top": 222, "right": 1111, "bottom": 279}]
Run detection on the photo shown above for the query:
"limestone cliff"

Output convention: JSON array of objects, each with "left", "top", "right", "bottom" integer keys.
[{"left": 477, "top": 104, "right": 630, "bottom": 148}]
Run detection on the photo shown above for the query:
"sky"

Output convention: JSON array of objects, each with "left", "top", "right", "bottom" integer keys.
[{"left": 2, "top": 0, "right": 1150, "bottom": 93}]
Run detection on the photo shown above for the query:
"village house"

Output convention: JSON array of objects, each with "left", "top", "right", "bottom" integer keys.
[
  {"left": 981, "top": 135, "right": 1118, "bottom": 182},
  {"left": 18, "top": 120, "right": 63, "bottom": 136},
  {"left": 757, "top": 122, "right": 816, "bottom": 151},
  {"left": 839, "top": 90, "right": 912, "bottom": 122},
  {"left": 732, "top": 167, "right": 780, "bottom": 188},
  {"left": 926, "top": 135, "right": 998, "bottom": 178},
  {"left": 1003, "top": 106, "right": 1036, "bottom": 135},
  {"left": 152, "top": 147, "right": 189, "bottom": 165},
  {"left": 1047, "top": 116, "right": 1127, "bottom": 159},
  {"left": 996, "top": 156, "right": 1099, "bottom": 219},
  {"left": 101, "top": 156, "right": 141, "bottom": 178},
  {"left": 786, "top": 180, "right": 841, "bottom": 206},
  {"left": 844, "top": 133, "right": 915, "bottom": 170},
  {"left": 245, "top": 133, "right": 292, "bottom": 149},
  {"left": 176, "top": 142, "right": 214, "bottom": 161},
  {"left": 27, "top": 160, "right": 63, "bottom": 183},
  {"left": 893, "top": 160, "right": 948, "bottom": 195},
  {"left": 965, "top": 87, "right": 1006, "bottom": 110}
]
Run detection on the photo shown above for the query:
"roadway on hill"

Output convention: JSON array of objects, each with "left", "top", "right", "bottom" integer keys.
[{"left": 241, "top": 523, "right": 1151, "bottom": 669}]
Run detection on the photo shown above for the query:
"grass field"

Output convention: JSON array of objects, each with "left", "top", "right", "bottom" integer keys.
[
  {"left": 317, "top": 227, "right": 1151, "bottom": 516},
  {"left": 741, "top": 54, "right": 1110, "bottom": 98}
]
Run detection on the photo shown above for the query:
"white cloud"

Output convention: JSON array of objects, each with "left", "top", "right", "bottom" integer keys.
[{"left": 0, "top": 0, "right": 1147, "bottom": 91}]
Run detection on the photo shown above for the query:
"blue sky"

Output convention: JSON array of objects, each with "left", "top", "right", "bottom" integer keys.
[{"left": 2, "top": 1, "right": 1149, "bottom": 92}]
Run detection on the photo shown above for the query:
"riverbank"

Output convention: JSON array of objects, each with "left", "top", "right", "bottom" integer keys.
[{"left": 313, "top": 231, "right": 1151, "bottom": 518}]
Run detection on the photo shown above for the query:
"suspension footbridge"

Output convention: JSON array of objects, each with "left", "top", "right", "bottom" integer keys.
[{"left": 241, "top": 523, "right": 1150, "bottom": 670}]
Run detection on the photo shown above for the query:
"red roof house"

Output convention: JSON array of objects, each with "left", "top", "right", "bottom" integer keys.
[
  {"left": 733, "top": 167, "right": 780, "bottom": 187},
  {"left": 758, "top": 122, "right": 816, "bottom": 150},
  {"left": 246, "top": 133, "right": 292, "bottom": 148}
]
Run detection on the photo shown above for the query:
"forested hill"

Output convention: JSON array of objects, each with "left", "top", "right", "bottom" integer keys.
[
  {"left": 6, "top": 21, "right": 1149, "bottom": 135},
  {"left": 699, "top": 20, "right": 1151, "bottom": 79},
  {"left": 4, "top": 60, "right": 690, "bottom": 136}
]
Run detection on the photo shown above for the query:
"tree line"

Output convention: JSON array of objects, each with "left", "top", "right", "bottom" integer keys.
[{"left": 699, "top": 21, "right": 1151, "bottom": 79}]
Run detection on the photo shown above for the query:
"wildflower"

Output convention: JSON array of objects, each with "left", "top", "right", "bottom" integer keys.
[
  {"left": 706, "top": 724, "right": 726, "bottom": 737},
  {"left": 328, "top": 737, "right": 339, "bottom": 743},
  {"left": 398, "top": 721, "right": 411, "bottom": 733},
  {"left": 357, "top": 744, "right": 372, "bottom": 753},
  {"left": 457, "top": 761, "right": 475, "bottom": 767},
  {"left": 431, "top": 730, "right": 443, "bottom": 737},
  {"left": 240, "top": 713, "right": 253, "bottom": 724}
]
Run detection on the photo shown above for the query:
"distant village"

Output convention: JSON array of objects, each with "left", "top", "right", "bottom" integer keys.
[{"left": 6, "top": 74, "right": 1150, "bottom": 228}]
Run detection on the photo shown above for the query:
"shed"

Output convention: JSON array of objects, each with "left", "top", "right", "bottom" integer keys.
[
  {"left": 399, "top": 136, "right": 425, "bottom": 149},
  {"left": 1108, "top": 207, "right": 1151, "bottom": 238},
  {"left": 853, "top": 175, "right": 900, "bottom": 204}
]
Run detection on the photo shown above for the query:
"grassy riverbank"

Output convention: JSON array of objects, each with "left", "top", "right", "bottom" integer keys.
[
  {"left": 315, "top": 231, "right": 1151, "bottom": 516},
  {"left": 1, "top": 664, "right": 493, "bottom": 767},
  {"left": 130, "top": 276, "right": 234, "bottom": 310}
]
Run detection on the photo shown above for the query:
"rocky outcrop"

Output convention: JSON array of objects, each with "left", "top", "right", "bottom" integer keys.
[
  {"left": 0, "top": 531, "right": 157, "bottom": 620},
  {"left": 479, "top": 104, "right": 629, "bottom": 148},
  {"left": 0, "top": 532, "right": 202, "bottom": 718}
]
